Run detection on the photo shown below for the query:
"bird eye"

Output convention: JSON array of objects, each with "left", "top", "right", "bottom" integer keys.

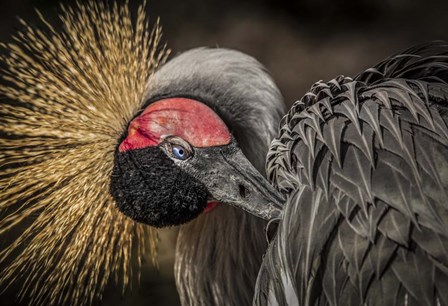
[
  {"left": 172, "top": 144, "right": 190, "bottom": 160},
  {"left": 161, "top": 136, "right": 193, "bottom": 161}
]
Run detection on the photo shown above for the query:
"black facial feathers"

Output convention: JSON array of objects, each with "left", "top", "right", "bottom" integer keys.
[{"left": 110, "top": 146, "right": 208, "bottom": 228}]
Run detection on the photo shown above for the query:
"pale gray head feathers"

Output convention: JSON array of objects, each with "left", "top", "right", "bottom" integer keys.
[{"left": 147, "top": 47, "right": 285, "bottom": 173}]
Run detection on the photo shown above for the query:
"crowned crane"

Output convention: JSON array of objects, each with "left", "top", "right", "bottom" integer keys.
[
  {"left": 0, "top": 2, "right": 285, "bottom": 305},
  {"left": 5, "top": 3, "right": 447, "bottom": 306},
  {"left": 252, "top": 41, "right": 448, "bottom": 306}
]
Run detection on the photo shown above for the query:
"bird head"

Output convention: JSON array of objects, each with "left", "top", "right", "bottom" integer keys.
[
  {"left": 0, "top": 1, "right": 285, "bottom": 302},
  {"left": 110, "top": 49, "right": 285, "bottom": 228}
]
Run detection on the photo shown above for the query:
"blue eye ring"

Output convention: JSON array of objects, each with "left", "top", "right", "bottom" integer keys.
[{"left": 172, "top": 144, "right": 189, "bottom": 160}]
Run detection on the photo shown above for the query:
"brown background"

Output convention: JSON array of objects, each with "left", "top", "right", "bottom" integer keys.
[{"left": 0, "top": 0, "right": 447, "bottom": 305}]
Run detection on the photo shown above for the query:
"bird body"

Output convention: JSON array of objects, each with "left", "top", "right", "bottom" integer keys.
[
  {"left": 255, "top": 42, "right": 448, "bottom": 306},
  {"left": 3, "top": 2, "right": 447, "bottom": 306}
]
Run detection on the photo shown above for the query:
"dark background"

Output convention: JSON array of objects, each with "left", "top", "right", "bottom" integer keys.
[{"left": 0, "top": 0, "right": 447, "bottom": 305}]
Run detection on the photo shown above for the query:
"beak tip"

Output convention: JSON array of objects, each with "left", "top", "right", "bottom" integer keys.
[{"left": 255, "top": 202, "right": 283, "bottom": 221}]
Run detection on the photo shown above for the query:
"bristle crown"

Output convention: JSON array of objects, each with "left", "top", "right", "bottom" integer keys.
[{"left": 0, "top": 1, "right": 169, "bottom": 305}]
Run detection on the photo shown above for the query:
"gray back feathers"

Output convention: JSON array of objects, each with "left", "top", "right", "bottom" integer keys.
[{"left": 257, "top": 41, "right": 448, "bottom": 306}]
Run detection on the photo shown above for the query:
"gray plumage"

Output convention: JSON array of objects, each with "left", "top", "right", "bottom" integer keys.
[
  {"left": 145, "top": 48, "right": 285, "bottom": 305},
  {"left": 256, "top": 42, "right": 448, "bottom": 306}
]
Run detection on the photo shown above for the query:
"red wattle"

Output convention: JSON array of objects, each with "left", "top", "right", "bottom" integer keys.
[
  {"left": 204, "top": 201, "right": 220, "bottom": 213},
  {"left": 119, "top": 125, "right": 159, "bottom": 152},
  {"left": 119, "top": 98, "right": 231, "bottom": 152}
]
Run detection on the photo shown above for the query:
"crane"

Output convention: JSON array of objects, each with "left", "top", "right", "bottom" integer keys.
[
  {"left": 4, "top": 2, "right": 446, "bottom": 306},
  {"left": 0, "top": 1, "right": 285, "bottom": 305},
  {"left": 253, "top": 41, "right": 448, "bottom": 306}
]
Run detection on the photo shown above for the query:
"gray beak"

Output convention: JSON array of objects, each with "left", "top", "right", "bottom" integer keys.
[{"left": 178, "top": 142, "right": 285, "bottom": 220}]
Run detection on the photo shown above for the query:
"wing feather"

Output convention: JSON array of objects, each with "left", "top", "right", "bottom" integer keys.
[{"left": 257, "top": 42, "right": 448, "bottom": 306}]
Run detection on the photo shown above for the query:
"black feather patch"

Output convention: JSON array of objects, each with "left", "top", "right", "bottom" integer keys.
[{"left": 109, "top": 146, "right": 208, "bottom": 228}]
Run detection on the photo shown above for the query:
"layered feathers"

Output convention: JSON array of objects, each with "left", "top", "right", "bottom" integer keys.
[{"left": 258, "top": 42, "right": 448, "bottom": 306}]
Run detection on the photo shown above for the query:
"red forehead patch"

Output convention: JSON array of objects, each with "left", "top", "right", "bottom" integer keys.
[{"left": 119, "top": 98, "right": 231, "bottom": 152}]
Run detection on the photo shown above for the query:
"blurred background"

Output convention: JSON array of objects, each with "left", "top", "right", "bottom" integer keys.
[{"left": 0, "top": 0, "right": 447, "bottom": 305}]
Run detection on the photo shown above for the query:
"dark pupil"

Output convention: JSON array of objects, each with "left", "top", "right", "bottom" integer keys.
[{"left": 173, "top": 145, "right": 188, "bottom": 160}]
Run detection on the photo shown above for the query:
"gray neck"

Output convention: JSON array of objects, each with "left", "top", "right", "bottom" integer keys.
[
  {"left": 147, "top": 48, "right": 284, "bottom": 305},
  {"left": 175, "top": 207, "right": 268, "bottom": 305}
]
